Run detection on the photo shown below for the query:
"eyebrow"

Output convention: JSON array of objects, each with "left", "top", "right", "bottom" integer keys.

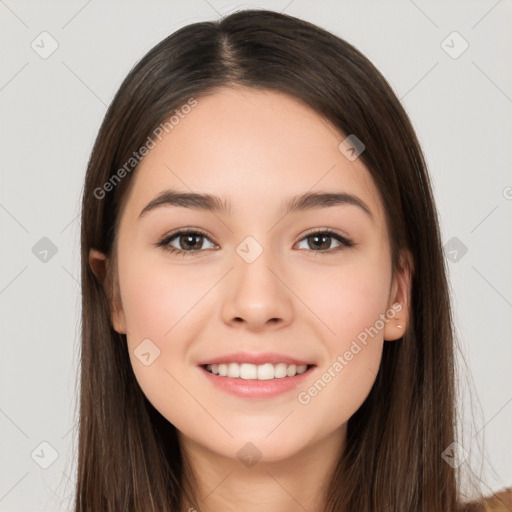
[{"left": 138, "top": 188, "right": 373, "bottom": 221}]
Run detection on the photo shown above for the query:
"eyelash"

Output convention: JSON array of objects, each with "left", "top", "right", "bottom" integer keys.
[{"left": 156, "top": 227, "right": 354, "bottom": 257}]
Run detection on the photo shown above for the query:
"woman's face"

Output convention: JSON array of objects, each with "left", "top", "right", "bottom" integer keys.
[{"left": 92, "top": 86, "right": 410, "bottom": 463}]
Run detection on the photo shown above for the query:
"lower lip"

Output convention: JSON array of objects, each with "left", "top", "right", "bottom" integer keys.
[{"left": 199, "top": 365, "right": 315, "bottom": 398}]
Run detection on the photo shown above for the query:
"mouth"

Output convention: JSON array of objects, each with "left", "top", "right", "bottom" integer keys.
[
  {"left": 201, "top": 362, "right": 316, "bottom": 380},
  {"left": 197, "top": 352, "right": 317, "bottom": 398}
]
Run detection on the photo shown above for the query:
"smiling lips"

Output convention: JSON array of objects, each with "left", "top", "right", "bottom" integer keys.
[
  {"left": 198, "top": 352, "right": 315, "bottom": 382},
  {"left": 198, "top": 352, "right": 316, "bottom": 398}
]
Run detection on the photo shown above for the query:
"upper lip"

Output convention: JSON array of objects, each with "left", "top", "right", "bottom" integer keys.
[{"left": 198, "top": 352, "right": 315, "bottom": 367}]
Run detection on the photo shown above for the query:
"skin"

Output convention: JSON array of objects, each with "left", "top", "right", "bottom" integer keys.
[{"left": 89, "top": 86, "right": 412, "bottom": 512}]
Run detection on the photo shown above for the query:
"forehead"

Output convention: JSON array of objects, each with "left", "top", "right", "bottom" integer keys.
[{"left": 119, "top": 86, "right": 385, "bottom": 228}]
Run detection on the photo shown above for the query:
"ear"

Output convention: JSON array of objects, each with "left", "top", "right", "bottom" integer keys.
[
  {"left": 89, "top": 248, "right": 127, "bottom": 334},
  {"left": 383, "top": 249, "right": 413, "bottom": 341}
]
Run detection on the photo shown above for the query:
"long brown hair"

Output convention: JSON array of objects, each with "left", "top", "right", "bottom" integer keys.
[{"left": 76, "top": 9, "right": 484, "bottom": 511}]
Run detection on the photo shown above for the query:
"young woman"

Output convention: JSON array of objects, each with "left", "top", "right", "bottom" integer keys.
[{"left": 77, "top": 8, "right": 496, "bottom": 512}]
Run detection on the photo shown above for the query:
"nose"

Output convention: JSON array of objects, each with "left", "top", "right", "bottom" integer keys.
[{"left": 221, "top": 247, "right": 294, "bottom": 332}]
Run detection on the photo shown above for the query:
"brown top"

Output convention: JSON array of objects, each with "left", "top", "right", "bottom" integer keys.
[{"left": 482, "top": 488, "right": 512, "bottom": 511}]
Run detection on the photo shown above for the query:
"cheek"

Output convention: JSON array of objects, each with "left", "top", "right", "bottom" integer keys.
[
  {"left": 293, "top": 253, "right": 391, "bottom": 416},
  {"left": 119, "top": 250, "right": 211, "bottom": 342},
  {"left": 117, "top": 250, "right": 215, "bottom": 396},
  {"left": 117, "top": 250, "right": 210, "bottom": 429},
  {"left": 296, "top": 253, "right": 392, "bottom": 347}
]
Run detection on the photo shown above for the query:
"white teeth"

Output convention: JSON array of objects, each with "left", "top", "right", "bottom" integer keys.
[
  {"left": 205, "top": 362, "right": 310, "bottom": 380},
  {"left": 257, "top": 363, "right": 274, "bottom": 380},
  {"left": 274, "top": 363, "right": 288, "bottom": 378},
  {"left": 227, "top": 363, "right": 240, "bottom": 378},
  {"left": 296, "top": 365, "right": 308, "bottom": 375},
  {"left": 240, "top": 363, "right": 258, "bottom": 380}
]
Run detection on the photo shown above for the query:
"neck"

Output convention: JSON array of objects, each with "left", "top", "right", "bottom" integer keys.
[{"left": 178, "top": 426, "right": 346, "bottom": 512}]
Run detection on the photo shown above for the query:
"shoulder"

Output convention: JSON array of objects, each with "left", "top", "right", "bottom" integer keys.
[
  {"left": 462, "top": 487, "right": 512, "bottom": 512},
  {"left": 482, "top": 487, "right": 512, "bottom": 512}
]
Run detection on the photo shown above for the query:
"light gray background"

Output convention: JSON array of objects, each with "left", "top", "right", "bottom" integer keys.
[{"left": 1, "top": 1, "right": 511, "bottom": 510}]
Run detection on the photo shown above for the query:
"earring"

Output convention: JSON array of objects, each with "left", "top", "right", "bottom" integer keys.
[{"left": 396, "top": 324, "right": 403, "bottom": 329}]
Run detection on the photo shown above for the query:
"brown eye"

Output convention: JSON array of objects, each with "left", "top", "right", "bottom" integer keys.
[
  {"left": 176, "top": 233, "right": 204, "bottom": 251},
  {"left": 296, "top": 230, "right": 353, "bottom": 252},
  {"left": 157, "top": 229, "right": 216, "bottom": 256},
  {"left": 306, "top": 233, "right": 333, "bottom": 251}
]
